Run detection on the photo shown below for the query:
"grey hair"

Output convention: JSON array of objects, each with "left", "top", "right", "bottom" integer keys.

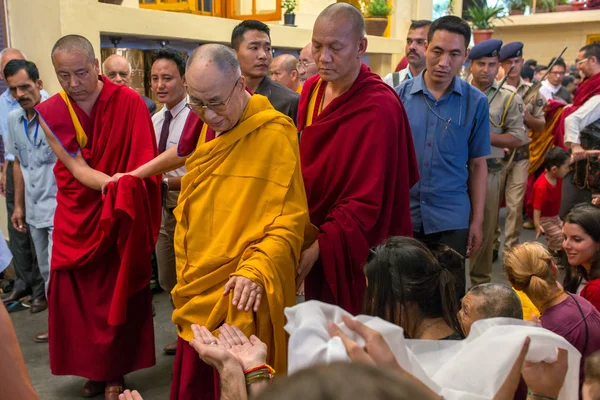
[
  {"left": 102, "top": 54, "right": 132, "bottom": 75},
  {"left": 0, "top": 48, "right": 26, "bottom": 62},
  {"left": 468, "top": 283, "right": 523, "bottom": 320},
  {"left": 186, "top": 44, "right": 241, "bottom": 77},
  {"left": 51, "top": 34, "right": 95, "bottom": 64}
]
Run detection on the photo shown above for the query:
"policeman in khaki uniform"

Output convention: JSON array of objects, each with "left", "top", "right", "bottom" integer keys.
[
  {"left": 494, "top": 42, "right": 547, "bottom": 254},
  {"left": 468, "top": 40, "right": 526, "bottom": 285}
]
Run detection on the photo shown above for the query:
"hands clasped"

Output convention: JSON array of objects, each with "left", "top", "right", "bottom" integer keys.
[{"left": 101, "top": 172, "right": 128, "bottom": 195}]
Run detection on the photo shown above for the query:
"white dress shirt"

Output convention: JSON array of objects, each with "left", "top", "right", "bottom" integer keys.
[
  {"left": 152, "top": 96, "right": 189, "bottom": 179},
  {"left": 564, "top": 94, "right": 600, "bottom": 146}
]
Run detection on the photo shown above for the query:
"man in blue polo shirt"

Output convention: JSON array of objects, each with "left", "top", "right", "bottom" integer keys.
[{"left": 396, "top": 16, "right": 490, "bottom": 291}]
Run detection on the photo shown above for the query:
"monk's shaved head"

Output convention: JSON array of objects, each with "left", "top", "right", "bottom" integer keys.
[
  {"left": 317, "top": 3, "right": 365, "bottom": 40},
  {"left": 51, "top": 34, "right": 96, "bottom": 64},
  {"left": 275, "top": 54, "right": 298, "bottom": 73},
  {"left": 187, "top": 44, "right": 241, "bottom": 78}
]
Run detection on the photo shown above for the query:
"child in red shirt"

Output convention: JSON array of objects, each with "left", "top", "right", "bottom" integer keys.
[{"left": 533, "top": 147, "right": 571, "bottom": 252}]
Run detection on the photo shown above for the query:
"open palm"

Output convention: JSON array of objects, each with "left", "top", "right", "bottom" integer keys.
[{"left": 219, "top": 323, "right": 268, "bottom": 371}]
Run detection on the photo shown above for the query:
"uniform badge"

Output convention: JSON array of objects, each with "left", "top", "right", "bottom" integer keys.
[
  {"left": 518, "top": 103, "right": 524, "bottom": 113},
  {"left": 536, "top": 98, "right": 543, "bottom": 107}
]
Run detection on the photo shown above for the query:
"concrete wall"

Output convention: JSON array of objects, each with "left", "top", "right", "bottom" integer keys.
[{"left": 493, "top": 11, "right": 600, "bottom": 65}]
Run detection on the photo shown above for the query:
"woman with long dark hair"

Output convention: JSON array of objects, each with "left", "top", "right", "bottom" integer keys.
[
  {"left": 363, "top": 237, "right": 463, "bottom": 340},
  {"left": 563, "top": 203, "right": 600, "bottom": 311}
]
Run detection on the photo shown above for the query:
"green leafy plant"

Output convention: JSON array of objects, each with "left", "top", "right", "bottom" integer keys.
[
  {"left": 465, "top": 2, "right": 507, "bottom": 30},
  {"left": 364, "top": 0, "right": 392, "bottom": 17},
  {"left": 537, "top": 0, "right": 556, "bottom": 10},
  {"left": 282, "top": 0, "right": 296, "bottom": 14},
  {"left": 503, "top": 0, "right": 532, "bottom": 11}
]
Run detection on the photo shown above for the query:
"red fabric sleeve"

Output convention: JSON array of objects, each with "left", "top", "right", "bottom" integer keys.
[
  {"left": 533, "top": 178, "right": 546, "bottom": 211},
  {"left": 581, "top": 280, "right": 600, "bottom": 312}
]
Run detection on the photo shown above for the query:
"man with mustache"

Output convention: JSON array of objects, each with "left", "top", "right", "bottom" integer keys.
[
  {"left": 4, "top": 60, "right": 55, "bottom": 339},
  {"left": 36, "top": 35, "right": 161, "bottom": 400},
  {"left": 297, "top": 3, "right": 419, "bottom": 315},
  {"left": 0, "top": 48, "right": 48, "bottom": 313},
  {"left": 383, "top": 20, "right": 431, "bottom": 88},
  {"left": 298, "top": 43, "right": 319, "bottom": 86},
  {"left": 396, "top": 16, "right": 490, "bottom": 289},
  {"left": 103, "top": 54, "right": 157, "bottom": 115},
  {"left": 232, "top": 20, "right": 299, "bottom": 123},
  {"left": 468, "top": 39, "right": 525, "bottom": 286}
]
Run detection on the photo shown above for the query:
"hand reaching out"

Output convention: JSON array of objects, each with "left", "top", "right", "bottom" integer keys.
[
  {"left": 189, "top": 324, "right": 238, "bottom": 372},
  {"left": 218, "top": 323, "right": 267, "bottom": 371},
  {"left": 119, "top": 390, "right": 144, "bottom": 400}
]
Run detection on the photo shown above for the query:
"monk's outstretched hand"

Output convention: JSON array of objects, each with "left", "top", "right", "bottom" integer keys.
[
  {"left": 224, "top": 276, "right": 263, "bottom": 312},
  {"left": 297, "top": 240, "right": 319, "bottom": 290},
  {"left": 218, "top": 323, "right": 268, "bottom": 371},
  {"left": 101, "top": 173, "right": 126, "bottom": 195}
]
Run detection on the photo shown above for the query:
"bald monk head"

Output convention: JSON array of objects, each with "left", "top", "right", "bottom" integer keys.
[
  {"left": 103, "top": 54, "right": 132, "bottom": 86},
  {"left": 0, "top": 48, "right": 25, "bottom": 82},
  {"left": 51, "top": 34, "right": 100, "bottom": 103},
  {"left": 298, "top": 43, "right": 318, "bottom": 84},
  {"left": 186, "top": 44, "right": 250, "bottom": 134},
  {"left": 270, "top": 54, "right": 300, "bottom": 91},
  {"left": 312, "top": 3, "right": 367, "bottom": 86}
]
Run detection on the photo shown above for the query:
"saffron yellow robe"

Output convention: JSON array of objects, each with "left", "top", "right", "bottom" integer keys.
[{"left": 171, "top": 94, "right": 312, "bottom": 373}]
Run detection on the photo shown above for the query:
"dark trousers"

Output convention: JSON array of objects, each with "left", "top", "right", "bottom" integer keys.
[
  {"left": 559, "top": 171, "right": 592, "bottom": 220},
  {"left": 5, "top": 161, "right": 42, "bottom": 299},
  {"left": 414, "top": 227, "right": 468, "bottom": 299}
]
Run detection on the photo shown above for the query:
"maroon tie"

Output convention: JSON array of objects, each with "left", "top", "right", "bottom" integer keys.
[{"left": 158, "top": 110, "right": 173, "bottom": 154}]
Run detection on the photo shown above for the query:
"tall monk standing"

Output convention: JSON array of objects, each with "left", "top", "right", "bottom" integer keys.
[
  {"left": 35, "top": 35, "right": 161, "bottom": 400},
  {"left": 107, "top": 44, "right": 313, "bottom": 400},
  {"left": 296, "top": 3, "right": 419, "bottom": 315}
]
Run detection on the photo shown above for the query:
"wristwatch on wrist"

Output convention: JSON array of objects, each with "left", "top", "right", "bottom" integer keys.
[{"left": 162, "top": 177, "right": 169, "bottom": 192}]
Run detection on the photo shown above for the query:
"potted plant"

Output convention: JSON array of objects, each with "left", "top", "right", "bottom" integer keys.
[
  {"left": 99, "top": 0, "right": 123, "bottom": 4},
  {"left": 465, "top": 2, "right": 507, "bottom": 43},
  {"left": 360, "top": 0, "right": 392, "bottom": 36},
  {"left": 555, "top": 0, "right": 573, "bottom": 11},
  {"left": 535, "top": 0, "right": 556, "bottom": 12},
  {"left": 282, "top": 0, "right": 297, "bottom": 26},
  {"left": 504, "top": 0, "right": 530, "bottom": 14}
]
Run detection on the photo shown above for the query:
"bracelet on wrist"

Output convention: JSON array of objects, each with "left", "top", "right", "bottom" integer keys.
[
  {"left": 244, "top": 364, "right": 275, "bottom": 386},
  {"left": 527, "top": 390, "right": 557, "bottom": 400}
]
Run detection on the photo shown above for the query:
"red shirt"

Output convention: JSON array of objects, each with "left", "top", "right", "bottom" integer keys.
[
  {"left": 582, "top": 279, "right": 600, "bottom": 312},
  {"left": 533, "top": 173, "right": 562, "bottom": 217}
]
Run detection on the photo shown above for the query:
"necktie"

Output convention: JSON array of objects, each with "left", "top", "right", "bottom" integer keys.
[{"left": 158, "top": 110, "right": 173, "bottom": 154}]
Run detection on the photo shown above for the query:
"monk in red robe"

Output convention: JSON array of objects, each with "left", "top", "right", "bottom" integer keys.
[
  {"left": 35, "top": 35, "right": 161, "bottom": 400},
  {"left": 296, "top": 3, "right": 419, "bottom": 315}
]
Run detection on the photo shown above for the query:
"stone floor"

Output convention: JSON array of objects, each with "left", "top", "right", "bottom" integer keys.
[{"left": 11, "top": 210, "right": 539, "bottom": 400}]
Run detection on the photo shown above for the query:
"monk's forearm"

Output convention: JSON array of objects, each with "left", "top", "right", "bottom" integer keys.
[
  {"left": 12, "top": 160, "right": 25, "bottom": 211},
  {"left": 131, "top": 146, "right": 186, "bottom": 179},
  {"left": 468, "top": 157, "right": 487, "bottom": 224},
  {"left": 167, "top": 176, "right": 182, "bottom": 191},
  {"left": 72, "top": 166, "right": 111, "bottom": 191}
]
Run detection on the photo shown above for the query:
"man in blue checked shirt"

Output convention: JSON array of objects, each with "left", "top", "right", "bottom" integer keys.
[
  {"left": 0, "top": 48, "right": 49, "bottom": 312},
  {"left": 396, "top": 16, "right": 490, "bottom": 294}
]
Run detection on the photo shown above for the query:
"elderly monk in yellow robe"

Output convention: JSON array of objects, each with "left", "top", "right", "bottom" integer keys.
[{"left": 107, "top": 43, "right": 313, "bottom": 400}]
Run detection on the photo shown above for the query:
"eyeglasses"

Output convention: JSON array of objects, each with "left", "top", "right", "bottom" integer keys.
[
  {"left": 576, "top": 58, "right": 589, "bottom": 65},
  {"left": 297, "top": 60, "right": 315, "bottom": 70},
  {"left": 186, "top": 77, "right": 240, "bottom": 114}
]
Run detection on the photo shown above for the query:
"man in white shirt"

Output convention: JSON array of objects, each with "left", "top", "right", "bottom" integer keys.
[
  {"left": 383, "top": 20, "right": 431, "bottom": 88},
  {"left": 150, "top": 47, "right": 189, "bottom": 355},
  {"left": 539, "top": 57, "right": 573, "bottom": 104},
  {"left": 560, "top": 43, "right": 600, "bottom": 216}
]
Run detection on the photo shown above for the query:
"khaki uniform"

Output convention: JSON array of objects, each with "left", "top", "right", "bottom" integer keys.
[
  {"left": 495, "top": 79, "right": 546, "bottom": 252},
  {"left": 469, "top": 81, "right": 525, "bottom": 286}
]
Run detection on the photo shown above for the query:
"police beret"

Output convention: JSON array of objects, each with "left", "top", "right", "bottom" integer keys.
[
  {"left": 469, "top": 39, "right": 503, "bottom": 60},
  {"left": 499, "top": 42, "right": 524, "bottom": 62}
]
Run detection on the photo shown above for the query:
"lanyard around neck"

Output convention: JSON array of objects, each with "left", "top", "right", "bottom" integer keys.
[{"left": 23, "top": 117, "right": 41, "bottom": 148}]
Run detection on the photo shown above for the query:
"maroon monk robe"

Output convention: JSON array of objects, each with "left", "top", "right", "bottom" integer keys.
[
  {"left": 35, "top": 77, "right": 161, "bottom": 381},
  {"left": 298, "top": 63, "right": 419, "bottom": 315}
]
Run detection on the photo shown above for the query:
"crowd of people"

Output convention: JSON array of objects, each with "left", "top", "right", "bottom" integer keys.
[{"left": 0, "top": 2, "right": 599, "bottom": 400}]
